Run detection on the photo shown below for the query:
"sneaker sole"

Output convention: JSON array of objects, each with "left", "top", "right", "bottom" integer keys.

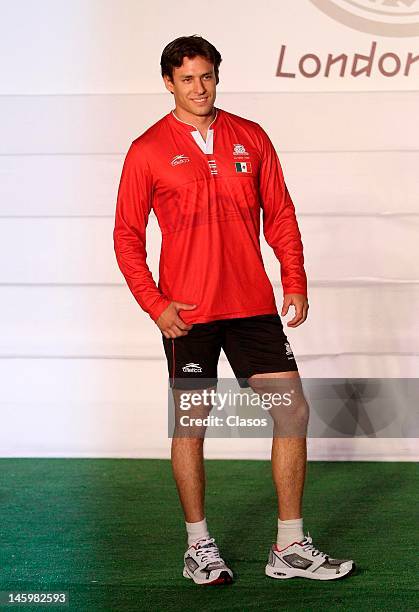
[
  {"left": 183, "top": 566, "right": 233, "bottom": 585},
  {"left": 265, "top": 560, "right": 356, "bottom": 581}
]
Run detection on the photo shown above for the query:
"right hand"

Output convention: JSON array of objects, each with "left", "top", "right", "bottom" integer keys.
[{"left": 156, "top": 301, "right": 197, "bottom": 339}]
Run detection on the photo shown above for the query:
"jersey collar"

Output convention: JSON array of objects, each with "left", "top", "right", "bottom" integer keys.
[
  {"left": 168, "top": 106, "right": 221, "bottom": 133},
  {"left": 167, "top": 107, "right": 221, "bottom": 155}
]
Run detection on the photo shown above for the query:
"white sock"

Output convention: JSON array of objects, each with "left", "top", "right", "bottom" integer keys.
[
  {"left": 276, "top": 517, "right": 304, "bottom": 550},
  {"left": 186, "top": 517, "right": 210, "bottom": 546}
]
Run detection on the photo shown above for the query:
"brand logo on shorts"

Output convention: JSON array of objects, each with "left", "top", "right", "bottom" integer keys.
[
  {"left": 182, "top": 362, "right": 202, "bottom": 372},
  {"left": 285, "top": 342, "right": 295, "bottom": 360}
]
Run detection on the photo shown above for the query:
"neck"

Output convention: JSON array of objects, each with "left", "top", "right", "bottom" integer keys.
[{"left": 172, "top": 105, "right": 216, "bottom": 129}]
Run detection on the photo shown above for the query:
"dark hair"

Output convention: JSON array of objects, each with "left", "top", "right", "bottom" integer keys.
[{"left": 160, "top": 35, "right": 222, "bottom": 84}]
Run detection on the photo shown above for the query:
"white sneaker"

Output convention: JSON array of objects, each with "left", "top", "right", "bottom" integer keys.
[
  {"left": 265, "top": 532, "right": 356, "bottom": 581},
  {"left": 183, "top": 536, "right": 234, "bottom": 585}
]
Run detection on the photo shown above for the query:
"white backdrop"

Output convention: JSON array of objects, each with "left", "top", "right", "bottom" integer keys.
[{"left": 0, "top": 0, "right": 418, "bottom": 459}]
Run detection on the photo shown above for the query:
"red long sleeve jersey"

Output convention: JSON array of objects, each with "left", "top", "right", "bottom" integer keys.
[{"left": 113, "top": 107, "right": 307, "bottom": 325}]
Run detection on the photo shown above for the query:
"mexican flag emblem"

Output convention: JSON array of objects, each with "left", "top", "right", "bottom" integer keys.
[{"left": 235, "top": 162, "right": 252, "bottom": 173}]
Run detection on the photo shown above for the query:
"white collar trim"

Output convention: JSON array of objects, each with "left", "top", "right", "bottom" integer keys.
[{"left": 171, "top": 108, "right": 218, "bottom": 155}]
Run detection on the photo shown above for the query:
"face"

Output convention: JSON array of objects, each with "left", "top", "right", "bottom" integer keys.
[{"left": 163, "top": 55, "right": 217, "bottom": 118}]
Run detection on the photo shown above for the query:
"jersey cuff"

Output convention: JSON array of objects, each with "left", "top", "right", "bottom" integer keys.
[{"left": 149, "top": 296, "right": 172, "bottom": 323}]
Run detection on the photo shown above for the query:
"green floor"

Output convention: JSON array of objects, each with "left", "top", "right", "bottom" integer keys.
[{"left": 0, "top": 459, "right": 417, "bottom": 611}]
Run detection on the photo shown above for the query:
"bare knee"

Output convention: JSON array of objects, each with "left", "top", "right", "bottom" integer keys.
[{"left": 248, "top": 373, "right": 309, "bottom": 437}]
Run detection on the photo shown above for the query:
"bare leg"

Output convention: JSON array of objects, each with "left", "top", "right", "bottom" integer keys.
[
  {"left": 271, "top": 436, "right": 307, "bottom": 520},
  {"left": 170, "top": 386, "right": 215, "bottom": 523},
  {"left": 248, "top": 371, "right": 309, "bottom": 520},
  {"left": 171, "top": 437, "right": 206, "bottom": 522}
]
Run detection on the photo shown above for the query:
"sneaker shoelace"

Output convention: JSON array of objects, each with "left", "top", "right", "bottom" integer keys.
[
  {"left": 300, "top": 531, "right": 328, "bottom": 559},
  {"left": 195, "top": 537, "right": 224, "bottom": 564}
]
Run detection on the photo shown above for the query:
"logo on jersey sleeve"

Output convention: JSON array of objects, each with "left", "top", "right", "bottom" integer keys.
[
  {"left": 235, "top": 161, "right": 252, "bottom": 173},
  {"left": 171, "top": 154, "right": 190, "bottom": 166}
]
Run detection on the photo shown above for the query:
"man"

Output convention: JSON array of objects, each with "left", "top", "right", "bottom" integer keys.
[{"left": 113, "top": 35, "right": 356, "bottom": 585}]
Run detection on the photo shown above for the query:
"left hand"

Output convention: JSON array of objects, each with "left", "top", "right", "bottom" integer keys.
[{"left": 281, "top": 293, "right": 309, "bottom": 327}]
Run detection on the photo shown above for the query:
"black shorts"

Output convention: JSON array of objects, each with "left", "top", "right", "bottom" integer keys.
[{"left": 161, "top": 313, "right": 298, "bottom": 389}]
